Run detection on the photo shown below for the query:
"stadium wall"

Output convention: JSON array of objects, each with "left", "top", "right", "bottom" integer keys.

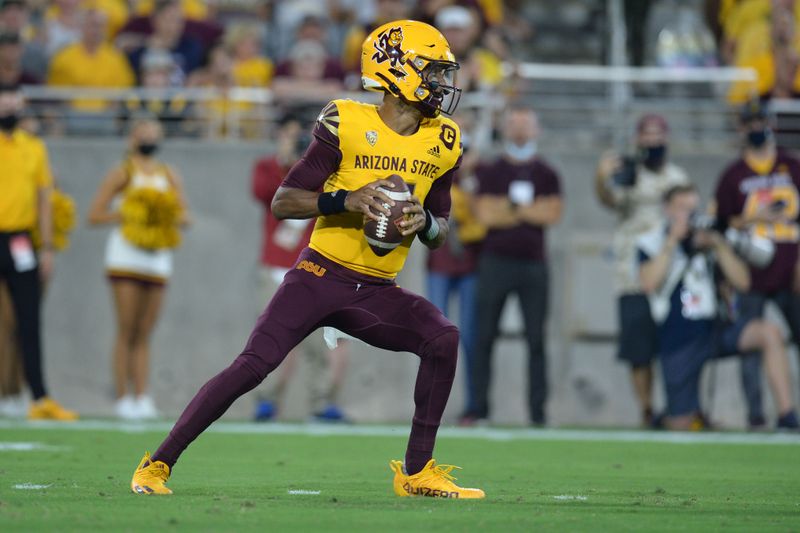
[{"left": 41, "top": 139, "right": 797, "bottom": 427}]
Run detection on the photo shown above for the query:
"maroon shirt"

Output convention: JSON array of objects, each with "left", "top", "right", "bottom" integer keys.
[
  {"left": 475, "top": 156, "right": 562, "bottom": 261},
  {"left": 715, "top": 150, "right": 800, "bottom": 292}
]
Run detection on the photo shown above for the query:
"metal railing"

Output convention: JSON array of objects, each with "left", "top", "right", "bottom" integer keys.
[{"left": 20, "top": 63, "right": 760, "bottom": 151}]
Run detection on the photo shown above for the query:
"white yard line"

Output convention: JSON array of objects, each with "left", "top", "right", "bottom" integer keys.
[
  {"left": 287, "top": 490, "right": 321, "bottom": 495},
  {"left": 0, "top": 442, "right": 67, "bottom": 452},
  {"left": 553, "top": 495, "right": 588, "bottom": 501},
  {"left": 0, "top": 419, "right": 797, "bottom": 446},
  {"left": 13, "top": 483, "right": 51, "bottom": 490}
]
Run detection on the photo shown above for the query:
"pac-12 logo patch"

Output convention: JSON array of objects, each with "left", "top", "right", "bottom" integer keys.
[{"left": 365, "top": 130, "right": 378, "bottom": 146}]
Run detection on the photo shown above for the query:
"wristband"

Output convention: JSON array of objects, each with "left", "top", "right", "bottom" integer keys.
[
  {"left": 420, "top": 210, "right": 440, "bottom": 242},
  {"left": 317, "top": 190, "right": 348, "bottom": 215}
]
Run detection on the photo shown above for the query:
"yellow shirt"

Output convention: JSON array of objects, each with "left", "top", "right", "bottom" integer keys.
[
  {"left": 232, "top": 57, "right": 274, "bottom": 87},
  {"left": 47, "top": 42, "right": 135, "bottom": 110},
  {"left": 309, "top": 99, "right": 461, "bottom": 279},
  {"left": 0, "top": 130, "right": 53, "bottom": 232},
  {"left": 134, "top": 0, "right": 208, "bottom": 20}
]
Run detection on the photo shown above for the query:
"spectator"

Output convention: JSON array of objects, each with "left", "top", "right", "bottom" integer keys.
[
  {"left": 426, "top": 112, "right": 485, "bottom": 425},
  {"left": 87, "top": 117, "right": 191, "bottom": 420},
  {"left": 250, "top": 118, "right": 350, "bottom": 422},
  {"left": 638, "top": 184, "right": 798, "bottom": 431},
  {"left": 47, "top": 11, "right": 135, "bottom": 125},
  {"left": 224, "top": 22, "right": 274, "bottom": 88},
  {"left": 340, "top": 0, "right": 411, "bottom": 73},
  {"left": 434, "top": 5, "right": 503, "bottom": 91},
  {"left": 119, "top": 48, "right": 195, "bottom": 137},
  {"left": 272, "top": 39, "right": 344, "bottom": 117},
  {"left": 126, "top": 0, "right": 205, "bottom": 83},
  {"left": 468, "top": 107, "right": 564, "bottom": 426},
  {"left": 713, "top": 100, "right": 800, "bottom": 429},
  {"left": 0, "top": 32, "right": 39, "bottom": 85},
  {"left": 44, "top": 0, "right": 83, "bottom": 57},
  {"left": 594, "top": 114, "right": 691, "bottom": 427},
  {"left": 47, "top": 9, "right": 135, "bottom": 114},
  {"left": 0, "top": 82, "right": 77, "bottom": 420},
  {"left": 725, "top": 0, "right": 800, "bottom": 103},
  {"left": 0, "top": 0, "right": 47, "bottom": 81},
  {"left": 117, "top": 0, "right": 222, "bottom": 56}
]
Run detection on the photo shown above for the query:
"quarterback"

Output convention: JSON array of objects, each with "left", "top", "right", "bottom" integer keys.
[{"left": 131, "top": 20, "right": 485, "bottom": 499}]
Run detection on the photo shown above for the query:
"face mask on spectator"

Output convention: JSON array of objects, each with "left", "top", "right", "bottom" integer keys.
[
  {"left": 504, "top": 140, "right": 537, "bottom": 162},
  {"left": 640, "top": 144, "right": 667, "bottom": 171},
  {"left": 0, "top": 113, "right": 18, "bottom": 132},
  {"left": 747, "top": 127, "right": 772, "bottom": 148},
  {"left": 137, "top": 143, "right": 159, "bottom": 156}
]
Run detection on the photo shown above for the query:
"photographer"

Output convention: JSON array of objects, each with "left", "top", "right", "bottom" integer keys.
[
  {"left": 595, "top": 114, "right": 690, "bottom": 426},
  {"left": 638, "top": 185, "right": 798, "bottom": 431},
  {"left": 714, "top": 100, "right": 800, "bottom": 430}
]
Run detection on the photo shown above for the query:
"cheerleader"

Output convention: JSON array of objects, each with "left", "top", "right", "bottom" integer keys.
[{"left": 88, "top": 118, "right": 190, "bottom": 420}]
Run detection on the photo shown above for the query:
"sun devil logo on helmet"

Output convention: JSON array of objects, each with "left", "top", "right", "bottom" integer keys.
[{"left": 371, "top": 27, "right": 407, "bottom": 78}]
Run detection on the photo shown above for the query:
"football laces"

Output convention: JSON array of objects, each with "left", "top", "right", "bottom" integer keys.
[{"left": 375, "top": 204, "right": 389, "bottom": 238}]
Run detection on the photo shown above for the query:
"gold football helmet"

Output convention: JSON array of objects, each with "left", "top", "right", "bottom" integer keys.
[{"left": 361, "top": 19, "right": 461, "bottom": 118}]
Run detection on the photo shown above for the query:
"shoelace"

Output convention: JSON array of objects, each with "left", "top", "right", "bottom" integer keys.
[
  {"left": 143, "top": 462, "right": 168, "bottom": 481},
  {"left": 421, "top": 463, "right": 461, "bottom": 483}
]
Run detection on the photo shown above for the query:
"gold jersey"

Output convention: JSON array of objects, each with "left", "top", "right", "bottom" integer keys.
[{"left": 309, "top": 99, "right": 461, "bottom": 279}]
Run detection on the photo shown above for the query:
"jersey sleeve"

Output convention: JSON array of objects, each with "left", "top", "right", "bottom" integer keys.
[
  {"left": 280, "top": 101, "right": 343, "bottom": 191},
  {"left": 424, "top": 167, "right": 455, "bottom": 219}
]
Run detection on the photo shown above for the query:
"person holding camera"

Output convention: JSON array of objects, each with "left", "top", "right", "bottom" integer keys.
[
  {"left": 638, "top": 185, "right": 798, "bottom": 431},
  {"left": 714, "top": 100, "right": 800, "bottom": 430},
  {"left": 595, "top": 114, "right": 690, "bottom": 426}
]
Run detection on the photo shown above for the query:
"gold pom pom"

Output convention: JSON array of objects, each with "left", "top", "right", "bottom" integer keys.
[
  {"left": 119, "top": 188, "right": 183, "bottom": 250},
  {"left": 31, "top": 189, "right": 77, "bottom": 252}
]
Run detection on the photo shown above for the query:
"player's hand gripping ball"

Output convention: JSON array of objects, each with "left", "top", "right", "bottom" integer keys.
[{"left": 363, "top": 174, "right": 413, "bottom": 256}]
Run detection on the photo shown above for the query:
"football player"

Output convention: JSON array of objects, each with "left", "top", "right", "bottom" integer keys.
[{"left": 131, "top": 20, "right": 485, "bottom": 499}]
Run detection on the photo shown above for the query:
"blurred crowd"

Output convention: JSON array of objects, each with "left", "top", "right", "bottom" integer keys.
[{"left": 0, "top": 0, "right": 520, "bottom": 136}]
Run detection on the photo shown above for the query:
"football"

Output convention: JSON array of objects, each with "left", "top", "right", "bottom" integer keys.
[{"left": 363, "top": 174, "right": 412, "bottom": 256}]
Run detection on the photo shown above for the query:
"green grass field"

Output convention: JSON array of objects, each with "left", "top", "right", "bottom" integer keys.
[{"left": 0, "top": 421, "right": 798, "bottom": 532}]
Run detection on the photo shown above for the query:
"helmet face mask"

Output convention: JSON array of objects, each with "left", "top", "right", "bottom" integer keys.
[
  {"left": 411, "top": 59, "right": 461, "bottom": 118},
  {"left": 361, "top": 20, "right": 462, "bottom": 118}
]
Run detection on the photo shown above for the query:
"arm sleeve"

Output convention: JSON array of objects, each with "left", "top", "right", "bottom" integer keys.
[
  {"left": 281, "top": 101, "right": 342, "bottom": 191},
  {"left": 423, "top": 150, "right": 462, "bottom": 219},
  {"left": 424, "top": 168, "right": 455, "bottom": 219}
]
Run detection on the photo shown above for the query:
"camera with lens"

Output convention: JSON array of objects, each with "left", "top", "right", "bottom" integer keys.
[
  {"left": 612, "top": 156, "right": 638, "bottom": 187},
  {"left": 686, "top": 212, "right": 775, "bottom": 268},
  {"left": 689, "top": 212, "right": 716, "bottom": 231}
]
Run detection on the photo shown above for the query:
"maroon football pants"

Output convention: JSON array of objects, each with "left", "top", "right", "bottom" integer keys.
[{"left": 154, "top": 248, "right": 458, "bottom": 475}]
